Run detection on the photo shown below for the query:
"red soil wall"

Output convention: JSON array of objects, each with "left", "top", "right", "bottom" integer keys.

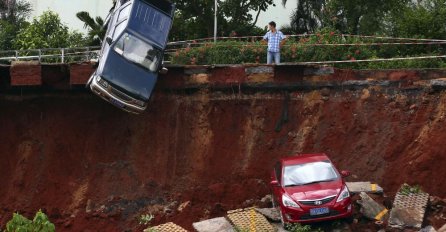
[{"left": 1, "top": 65, "right": 446, "bottom": 231}]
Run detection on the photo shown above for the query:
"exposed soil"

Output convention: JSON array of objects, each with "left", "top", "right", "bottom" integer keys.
[{"left": 1, "top": 86, "right": 446, "bottom": 231}]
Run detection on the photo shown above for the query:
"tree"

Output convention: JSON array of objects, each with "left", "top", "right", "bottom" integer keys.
[
  {"left": 386, "top": 0, "right": 446, "bottom": 39},
  {"left": 281, "top": 0, "right": 325, "bottom": 34},
  {"left": 321, "top": 0, "right": 409, "bottom": 35},
  {"left": 0, "top": 0, "right": 31, "bottom": 50},
  {"left": 281, "top": 0, "right": 409, "bottom": 35},
  {"left": 13, "top": 10, "right": 87, "bottom": 50},
  {"left": 170, "top": 0, "right": 274, "bottom": 41},
  {"left": 76, "top": 11, "right": 106, "bottom": 45}
]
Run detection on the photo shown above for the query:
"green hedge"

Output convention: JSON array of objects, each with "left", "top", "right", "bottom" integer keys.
[{"left": 170, "top": 29, "right": 446, "bottom": 69}]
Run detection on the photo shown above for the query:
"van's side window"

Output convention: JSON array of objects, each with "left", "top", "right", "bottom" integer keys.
[
  {"left": 118, "top": 5, "right": 130, "bottom": 22},
  {"left": 113, "top": 20, "right": 127, "bottom": 40}
]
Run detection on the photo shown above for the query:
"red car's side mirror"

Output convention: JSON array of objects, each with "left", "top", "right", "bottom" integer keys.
[
  {"left": 341, "top": 170, "right": 351, "bottom": 177},
  {"left": 270, "top": 180, "right": 279, "bottom": 186}
]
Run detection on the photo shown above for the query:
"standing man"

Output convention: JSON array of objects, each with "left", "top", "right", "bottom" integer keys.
[{"left": 263, "top": 21, "right": 287, "bottom": 64}]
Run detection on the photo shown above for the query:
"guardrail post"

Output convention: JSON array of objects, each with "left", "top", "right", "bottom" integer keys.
[
  {"left": 86, "top": 47, "right": 90, "bottom": 62},
  {"left": 38, "top": 49, "right": 42, "bottom": 62},
  {"left": 15, "top": 51, "right": 18, "bottom": 61},
  {"left": 61, "top": 48, "right": 65, "bottom": 63}
]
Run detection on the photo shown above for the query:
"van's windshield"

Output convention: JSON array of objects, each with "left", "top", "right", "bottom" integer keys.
[{"left": 114, "top": 33, "right": 162, "bottom": 72}]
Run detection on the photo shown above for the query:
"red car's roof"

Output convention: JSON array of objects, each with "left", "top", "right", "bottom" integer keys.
[{"left": 280, "top": 153, "right": 331, "bottom": 166}]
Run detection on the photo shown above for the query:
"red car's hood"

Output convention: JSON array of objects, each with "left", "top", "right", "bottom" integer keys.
[{"left": 284, "top": 179, "right": 343, "bottom": 201}]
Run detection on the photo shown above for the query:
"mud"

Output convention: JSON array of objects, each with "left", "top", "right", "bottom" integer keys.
[{"left": 1, "top": 85, "right": 446, "bottom": 231}]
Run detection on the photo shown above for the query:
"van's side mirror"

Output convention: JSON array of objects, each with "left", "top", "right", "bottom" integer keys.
[
  {"left": 159, "top": 67, "right": 168, "bottom": 75},
  {"left": 341, "top": 170, "right": 351, "bottom": 177},
  {"left": 106, "top": 36, "right": 113, "bottom": 45}
]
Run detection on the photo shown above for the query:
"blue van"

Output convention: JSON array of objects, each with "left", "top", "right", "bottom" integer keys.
[{"left": 87, "top": 0, "right": 175, "bottom": 114}]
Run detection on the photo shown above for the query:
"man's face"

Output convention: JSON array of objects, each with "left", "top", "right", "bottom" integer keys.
[{"left": 268, "top": 24, "right": 275, "bottom": 31}]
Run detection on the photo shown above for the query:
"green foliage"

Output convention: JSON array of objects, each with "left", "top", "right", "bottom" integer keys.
[
  {"left": 13, "top": 10, "right": 87, "bottom": 50},
  {"left": 171, "top": 28, "right": 446, "bottom": 69},
  {"left": 285, "top": 223, "right": 323, "bottom": 232},
  {"left": 400, "top": 183, "right": 424, "bottom": 195},
  {"left": 5, "top": 210, "right": 55, "bottom": 232},
  {"left": 385, "top": 0, "right": 446, "bottom": 39},
  {"left": 170, "top": 0, "right": 273, "bottom": 41},
  {"left": 76, "top": 11, "right": 106, "bottom": 46},
  {"left": 138, "top": 214, "right": 154, "bottom": 226},
  {"left": 0, "top": 0, "right": 31, "bottom": 50}
]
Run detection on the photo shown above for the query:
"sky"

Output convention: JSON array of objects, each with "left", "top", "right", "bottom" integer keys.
[{"left": 28, "top": 0, "right": 296, "bottom": 33}]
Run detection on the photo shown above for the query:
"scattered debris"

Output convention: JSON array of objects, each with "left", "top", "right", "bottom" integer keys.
[
  {"left": 438, "top": 224, "right": 446, "bottom": 232},
  {"left": 420, "top": 225, "right": 437, "bottom": 232},
  {"left": 356, "top": 192, "right": 389, "bottom": 221},
  {"left": 227, "top": 208, "right": 275, "bottom": 232},
  {"left": 260, "top": 195, "right": 272, "bottom": 204},
  {"left": 271, "top": 223, "right": 288, "bottom": 232},
  {"left": 388, "top": 184, "right": 429, "bottom": 229},
  {"left": 192, "top": 217, "right": 234, "bottom": 232},
  {"left": 145, "top": 222, "right": 188, "bottom": 232},
  {"left": 177, "top": 201, "right": 191, "bottom": 212},
  {"left": 255, "top": 208, "right": 281, "bottom": 222},
  {"left": 346, "top": 182, "right": 384, "bottom": 194}
]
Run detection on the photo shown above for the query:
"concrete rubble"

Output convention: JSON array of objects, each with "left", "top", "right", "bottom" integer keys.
[
  {"left": 192, "top": 217, "right": 234, "bottom": 232},
  {"left": 346, "top": 182, "right": 384, "bottom": 194},
  {"left": 255, "top": 208, "right": 281, "bottom": 222},
  {"left": 420, "top": 226, "right": 437, "bottom": 232},
  {"left": 388, "top": 185, "right": 430, "bottom": 229},
  {"left": 357, "top": 192, "right": 389, "bottom": 221}
]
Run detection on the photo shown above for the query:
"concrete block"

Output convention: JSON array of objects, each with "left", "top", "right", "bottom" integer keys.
[
  {"left": 346, "top": 182, "right": 384, "bottom": 194},
  {"left": 193, "top": 217, "right": 234, "bottom": 232},
  {"left": 388, "top": 185, "right": 429, "bottom": 229},
  {"left": 357, "top": 192, "right": 389, "bottom": 221}
]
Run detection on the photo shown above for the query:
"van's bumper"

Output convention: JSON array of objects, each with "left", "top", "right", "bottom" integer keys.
[{"left": 89, "top": 74, "right": 147, "bottom": 114}]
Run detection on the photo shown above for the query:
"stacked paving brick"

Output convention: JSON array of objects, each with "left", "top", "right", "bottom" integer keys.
[
  {"left": 227, "top": 208, "right": 275, "bottom": 232},
  {"left": 144, "top": 222, "right": 188, "bottom": 232},
  {"left": 10, "top": 61, "right": 41, "bottom": 86},
  {"left": 388, "top": 190, "right": 429, "bottom": 229}
]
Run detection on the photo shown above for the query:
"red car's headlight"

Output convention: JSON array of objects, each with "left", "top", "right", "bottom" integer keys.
[
  {"left": 282, "top": 194, "right": 301, "bottom": 208},
  {"left": 336, "top": 186, "right": 350, "bottom": 202}
]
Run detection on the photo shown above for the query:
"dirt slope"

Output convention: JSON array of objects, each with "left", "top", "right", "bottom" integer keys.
[{"left": 0, "top": 87, "right": 445, "bottom": 231}]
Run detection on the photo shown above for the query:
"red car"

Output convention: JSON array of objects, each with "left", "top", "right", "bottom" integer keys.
[{"left": 270, "top": 153, "right": 353, "bottom": 225}]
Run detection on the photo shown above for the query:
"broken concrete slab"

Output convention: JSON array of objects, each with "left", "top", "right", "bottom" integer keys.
[
  {"left": 192, "top": 217, "right": 234, "bottom": 232},
  {"left": 357, "top": 192, "right": 389, "bottom": 221},
  {"left": 388, "top": 185, "right": 429, "bottom": 229},
  {"left": 255, "top": 208, "right": 281, "bottom": 222},
  {"left": 431, "top": 78, "right": 446, "bottom": 90},
  {"left": 347, "top": 182, "right": 384, "bottom": 194}
]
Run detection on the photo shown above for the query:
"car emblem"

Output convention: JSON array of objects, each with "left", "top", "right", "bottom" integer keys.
[{"left": 314, "top": 200, "right": 323, "bottom": 205}]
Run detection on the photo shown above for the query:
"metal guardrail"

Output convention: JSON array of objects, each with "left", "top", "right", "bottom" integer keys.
[
  {"left": 0, "top": 46, "right": 101, "bottom": 63},
  {"left": 2, "top": 34, "right": 446, "bottom": 64}
]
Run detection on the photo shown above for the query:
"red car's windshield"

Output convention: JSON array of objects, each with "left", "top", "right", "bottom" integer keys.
[{"left": 283, "top": 161, "right": 339, "bottom": 187}]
